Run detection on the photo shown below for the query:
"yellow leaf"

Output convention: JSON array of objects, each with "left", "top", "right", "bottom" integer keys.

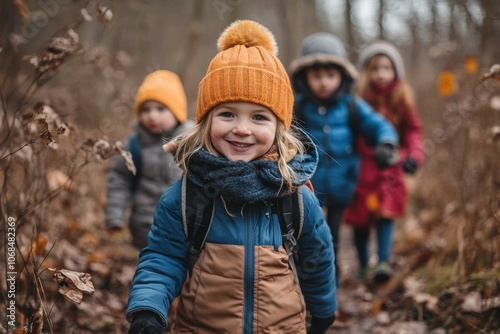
[
  {"left": 32, "top": 234, "right": 48, "bottom": 256},
  {"left": 464, "top": 56, "right": 478, "bottom": 75},
  {"left": 437, "top": 70, "right": 457, "bottom": 97},
  {"left": 366, "top": 192, "right": 379, "bottom": 212}
]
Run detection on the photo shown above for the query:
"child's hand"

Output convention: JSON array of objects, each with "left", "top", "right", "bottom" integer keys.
[
  {"left": 402, "top": 156, "right": 418, "bottom": 174},
  {"left": 107, "top": 225, "right": 124, "bottom": 234},
  {"left": 373, "top": 142, "right": 399, "bottom": 169},
  {"left": 307, "top": 314, "right": 336, "bottom": 334},
  {"left": 128, "top": 311, "right": 164, "bottom": 334}
]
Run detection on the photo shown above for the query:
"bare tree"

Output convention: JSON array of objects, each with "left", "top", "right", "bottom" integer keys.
[
  {"left": 378, "top": 0, "right": 385, "bottom": 39},
  {"left": 478, "top": 0, "right": 500, "bottom": 63},
  {"left": 176, "top": 1, "right": 205, "bottom": 82},
  {"left": 345, "top": 0, "right": 355, "bottom": 56}
]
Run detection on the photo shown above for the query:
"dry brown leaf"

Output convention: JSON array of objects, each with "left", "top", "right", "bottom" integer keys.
[
  {"left": 47, "top": 170, "right": 76, "bottom": 191},
  {"left": 93, "top": 139, "right": 113, "bottom": 161},
  {"left": 491, "top": 126, "right": 500, "bottom": 142},
  {"left": 79, "top": 232, "right": 99, "bottom": 250},
  {"left": 67, "top": 28, "right": 79, "bottom": 43},
  {"left": 95, "top": 4, "right": 113, "bottom": 25},
  {"left": 31, "top": 234, "right": 48, "bottom": 256},
  {"left": 87, "top": 251, "right": 105, "bottom": 263},
  {"left": 22, "top": 55, "right": 39, "bottom": 68},
  {"left": 50, "top": 268, "right": 95, "bottom": 304},
  {"left": 370, "top": 297, "right": 383, "bottom": 315},
  {"left": 68, "top": 219, "right": 81, "bottom": 232},
  {"left": 115, "top": 141, "right": 136, "bottom": 175},
  {"left": 47, "top": 169, "right": 75, "bottom": 191},
  {"left": 26, "top": 307, "right": 43, "bottom": 334},
  {"left": 11, "top": 326, "right": 26, "bottom": 334},
  {"left": 36, "top": 35, "right": 81, "bottom": 78},
  {"left": 482, "top": 64, "right": 500, "bottom": 82},
  {"left": 81, "top": 8, "right": 92, "bottom": 21}
]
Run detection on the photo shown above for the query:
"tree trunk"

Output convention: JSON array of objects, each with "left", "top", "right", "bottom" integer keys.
[
  {"left": 176, "top": 1, "right": 205, "bottom": 82},
  {"left": 478, "top": 0, "right": 499, "bottom": 63},
  {"left": 378, "top": 0, "right": 385, "bottom": 40},
  {"left": 345, "top": 0, "right": 355, "bottom": 57}
]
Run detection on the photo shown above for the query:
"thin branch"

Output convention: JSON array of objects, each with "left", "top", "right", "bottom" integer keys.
[{"left": 0, "top": 132, "right": 46, "bottom": 162}]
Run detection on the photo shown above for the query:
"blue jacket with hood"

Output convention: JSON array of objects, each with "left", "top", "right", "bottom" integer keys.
[
  {"left": 127, "top": 137, "right": 336, "bottom": 333},
  {"left": 289, "top": 32, "right": 398, "bottom": 207}
]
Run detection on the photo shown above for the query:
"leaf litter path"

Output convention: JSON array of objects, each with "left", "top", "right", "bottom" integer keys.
[{"left": 325, "top": 225, "right": 442, "bottom": 334}]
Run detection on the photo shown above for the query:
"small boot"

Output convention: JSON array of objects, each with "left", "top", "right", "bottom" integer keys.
[
  {"left": 374, "top": 261, "right": 392, "bottom": 283},
  {"left": 356, "top": 266, "right": 369, "bottom": 282}
]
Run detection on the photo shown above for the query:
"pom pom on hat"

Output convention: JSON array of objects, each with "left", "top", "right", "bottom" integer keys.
[
  {"left": 197, "top": 20, "right": 293, "bottom": 129},
  {"left": 217, "top": 20, "right": 278, "bottom": 56}
]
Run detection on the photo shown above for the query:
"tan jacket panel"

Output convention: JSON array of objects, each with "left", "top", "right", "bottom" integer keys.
[{"left": 172, "top": 243, "right": 306, "bottom": 334}]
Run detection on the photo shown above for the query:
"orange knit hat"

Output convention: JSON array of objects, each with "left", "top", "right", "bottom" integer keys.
[
  {"left": 134, "top": 70, "right": 187, "bottom": 124},
  {"left": 197, "top": 20, "right": 294, "bottom": 129}
]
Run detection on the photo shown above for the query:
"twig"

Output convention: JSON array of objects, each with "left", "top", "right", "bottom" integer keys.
[
  {"left": 36, "top": 241, "right": 57, "bottom": 274},
  {"left": 32, "top": 251, "right": 55, "bottom": 333},
  {"left": 0, "top": 135, "right": 40, "bottom": 162}
]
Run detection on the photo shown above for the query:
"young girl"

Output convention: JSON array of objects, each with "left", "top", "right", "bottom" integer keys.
[
  {"left": 344, "top": 41, "right": 424, "bottom": 283},
  {"left": 126, "top": 21, "right": 337, "bottom": 334}
]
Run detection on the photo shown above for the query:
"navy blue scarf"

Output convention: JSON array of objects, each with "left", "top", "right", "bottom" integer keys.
[{"left": 186, "top": 136, "right": 318, "bottom": 203}]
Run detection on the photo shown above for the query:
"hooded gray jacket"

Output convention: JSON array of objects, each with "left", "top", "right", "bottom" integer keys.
[{"left": 105, "top": 121, "right": 193, "bottom": 248}]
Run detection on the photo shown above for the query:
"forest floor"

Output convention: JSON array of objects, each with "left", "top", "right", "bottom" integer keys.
[
  {"left": 327, "top": 226, "right": 440, "bottom": 334},
  {"left": 2, "top": 176, "right": 498, "bottom": 334}
]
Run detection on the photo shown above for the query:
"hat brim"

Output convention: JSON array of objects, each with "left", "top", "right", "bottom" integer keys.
[{"left": 289, "top": 54, "right": 358, "bottom": 80}]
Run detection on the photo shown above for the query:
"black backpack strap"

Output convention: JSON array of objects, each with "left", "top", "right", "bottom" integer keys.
[
  {"left": 348, "top": 97, "right": 360, "bottom": 148},
  {"left": 181, "top": 175, "right": 215, "bottom": 276},
  {"left": 275, "top": 188, "right": 303, "bottom": 283}
]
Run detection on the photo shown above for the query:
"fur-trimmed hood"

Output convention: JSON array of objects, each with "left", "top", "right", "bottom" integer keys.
[{"left": 289, "top": 32, "right": 358, "bottom": 80}]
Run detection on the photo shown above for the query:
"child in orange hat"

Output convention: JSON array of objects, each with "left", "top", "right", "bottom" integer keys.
[
  {"left": 104, "top": 70, "right": 193, "bottom": 249},
  {"left": 126, "top": 21, "right": 336, "bottom": 334}
]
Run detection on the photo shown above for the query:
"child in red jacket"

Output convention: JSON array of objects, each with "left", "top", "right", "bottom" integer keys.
[{"left": 344, "top": 41, "right": 424, "bottom": 283}]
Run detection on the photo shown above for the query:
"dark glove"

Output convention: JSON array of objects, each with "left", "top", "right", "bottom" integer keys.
[
  {"left": 402, "top": 156, "right": 418, "bottom": 174},
  {"left": 128, "top": 311, "right": 164, "bottom": 334},
  {"left": 374, "top": 142, "right": 399, "bottom": 169},
  {"left": 307, "top": 314, "right": 336, "bottom": 334}
]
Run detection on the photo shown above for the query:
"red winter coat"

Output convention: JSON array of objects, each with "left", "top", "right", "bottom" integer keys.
[{"left": 344, "top": 82, "right": 424, "bottom": 227}]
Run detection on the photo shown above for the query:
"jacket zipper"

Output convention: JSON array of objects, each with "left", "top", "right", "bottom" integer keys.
[{"left": 243, "top": 207, "right": 254, "bottom": 333}]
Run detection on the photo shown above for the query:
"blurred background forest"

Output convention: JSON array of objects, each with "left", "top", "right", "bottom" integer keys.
[{"left": 1, "top": 0, "right": 499, "bottom": 333}]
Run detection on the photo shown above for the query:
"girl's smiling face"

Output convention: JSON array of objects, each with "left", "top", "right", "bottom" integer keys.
[{"left": 210, "top": 102, "right": 277, "bottom": 162}]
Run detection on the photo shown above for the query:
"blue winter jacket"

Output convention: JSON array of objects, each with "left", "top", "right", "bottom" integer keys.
[
  {"left": 127, "top": 179, "right": 336, "bottom": 333},
  {"left": 296, "top": 93, "right": 398, "bottom": 207}
]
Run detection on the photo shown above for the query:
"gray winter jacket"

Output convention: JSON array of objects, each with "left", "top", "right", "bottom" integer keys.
[{"left": 105, "top": 121, "right": 193, "bottom": 248}]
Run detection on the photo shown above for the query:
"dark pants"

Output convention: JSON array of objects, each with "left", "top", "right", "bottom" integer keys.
[
  {"left": 353, "top": 218, "right": 394, "bottom": 266},
  {"left": 325, "top": 205, "right": 346, "bottom": 282}
]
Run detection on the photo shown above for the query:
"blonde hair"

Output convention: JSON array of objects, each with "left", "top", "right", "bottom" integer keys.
[
  {"left": 356, "top": 54, "right": 415, "bottom": 112},
  {"left": 164, "top": 109, "right": 306, "bottom": 193}
]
